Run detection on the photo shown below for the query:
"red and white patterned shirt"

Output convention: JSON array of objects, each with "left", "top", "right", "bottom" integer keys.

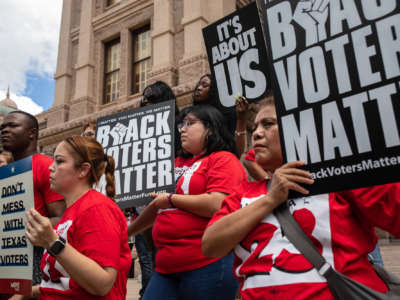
[
  {"left": 209, "top": 180, "right": 400, "bottom": 300},
  {"left": 39, "top": 190, "right": 131, "bottom": 300}
]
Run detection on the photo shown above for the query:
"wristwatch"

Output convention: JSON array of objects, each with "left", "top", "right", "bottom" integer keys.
[{"left": 47, "top": 236, "right": 66, "bottom": 257}]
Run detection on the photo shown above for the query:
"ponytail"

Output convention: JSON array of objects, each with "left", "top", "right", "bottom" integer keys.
[
  {"left": 104, "top": 155, "right": 116, "bottom": 201},
  {"left": 64, "top": 136, "right": 116, "bottom": 201}
]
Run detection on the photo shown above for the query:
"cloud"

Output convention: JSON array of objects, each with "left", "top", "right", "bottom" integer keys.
[
  {"left": 0, "top": 0, "right": 62, "bottom": 108},
  {"left": 0, "top": 90, "right": 43, "bottom": 115}
]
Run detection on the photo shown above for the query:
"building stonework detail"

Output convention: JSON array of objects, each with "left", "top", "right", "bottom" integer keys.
[{"left": 38, "top": 0, "right": 244, "bottom": 152}]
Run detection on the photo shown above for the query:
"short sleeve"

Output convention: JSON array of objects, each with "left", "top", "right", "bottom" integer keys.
[
  {"left": 341, "top": 183, "right": 400, "bottom": 238},
  {"left": 73, "top": 204, "right": 123, "bottom": 269},
  {"left": 208, "top": 191, "right": 242, "bottom": 227},
  {"left": 35, "top": 155, "right": 63, "bottom": 205},
  {"left": 206, "top": 152, "right": 246, "bottom": 195},
  {"left": 245, "top": 149, "right": 256, "bottom": 162}
]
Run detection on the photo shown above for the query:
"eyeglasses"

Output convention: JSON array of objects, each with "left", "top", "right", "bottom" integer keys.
[
  {"left": 81, "top": 131, "right": 94, "bottom": 137},
  {"left": 177, "top": 119, "right": 201, "bottom": 132}
]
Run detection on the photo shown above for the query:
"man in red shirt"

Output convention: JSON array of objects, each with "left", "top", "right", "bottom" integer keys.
[{"left": 1, "top": 111, "right": 65, "bottom": 294}]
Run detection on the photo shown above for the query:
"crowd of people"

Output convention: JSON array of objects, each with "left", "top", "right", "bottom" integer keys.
[{"left": 0, "top": 71, "right": 398, "bottom": 300}]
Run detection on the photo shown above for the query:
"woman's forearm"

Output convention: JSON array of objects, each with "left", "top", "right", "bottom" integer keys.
[
  {"left": 55, "top": 244, "right": 117, "bottom": 296},
  {"left": 244, "top": 159, "right": 269, "bottom": 181},
  {"left": 235, "top": 119, "right": 247, "bottom": 156},
  {"left": 128, "top": 202, "right": 158, "bottom": 237},
  {"left": 202, "top": 194, "right": 276, "bottom": 258},
  {"left": 170, "top": 192, "right": 226, "bottom": 218}
]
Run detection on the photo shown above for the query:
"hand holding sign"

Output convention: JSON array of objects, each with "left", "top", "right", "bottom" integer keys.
[
  {"left": 26, "top": 208, "right": 58, "bottom": 250},
  {"left": 235, "top": 96, "right": 250, "bottom": 122},
  {"left": 267, "top": 161, "right": 314, "bottom": 204},
  {"left": 293, "top": 0, "right": 329, "bottom": 46}
]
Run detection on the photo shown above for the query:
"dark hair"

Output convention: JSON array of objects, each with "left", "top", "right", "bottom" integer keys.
[
  {"left": 63, "top": 136, "right": 116, "bottom": 200},
  {"left": 82, "top": 120, "right": 96, "bottom": 132},
  {"left": 8, "top": 111, "right": 39, "bottom": 138},
  {"left": 193, "top": 74, "right": 219, "bottom": 106},
  {"left": 180, "top": 105, "right": 238, "bottom": 158},
  {"left": 141, "top": 81, "right": 183, "bottom": 157},
  {"left": 141, "top": 81, "right": 176, "bottom": 107}
]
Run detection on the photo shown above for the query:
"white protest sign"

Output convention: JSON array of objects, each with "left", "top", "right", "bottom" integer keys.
[{"left": 0, "top": 157, "right": 34, "bottom": 295}]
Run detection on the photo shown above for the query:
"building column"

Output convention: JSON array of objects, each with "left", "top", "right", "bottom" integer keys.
[
  {"left": 70, "top": 0, "right": 96, "bottom": 120},
  {"left": 148, "top": 0, "right": 177, "bottom": 86},
  {"left": 178, "top": 0, "right": 209, "bottom": 85},
  {"left": 49, "top": 0, "right": 74, "bottom": 127},
  {"left": 178, "top": 0, "right": 235, "bottom": 85}
]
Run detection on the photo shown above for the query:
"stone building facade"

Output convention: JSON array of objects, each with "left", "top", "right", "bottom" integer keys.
[
  {"left": 33, "top": 0, "right": 399, "bottom": 276},
  {"left": 36, "top": 0, "right": 252, "bottom": 153}
]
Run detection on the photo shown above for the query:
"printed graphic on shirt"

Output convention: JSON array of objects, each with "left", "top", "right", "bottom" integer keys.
[
  {"left": 174, "top": 165, "right": 190, "bottom": 184},
  {"left": 41, "top": 220, "right": 73, "bottom": 291},
  {"left": 180, "top": 161, "right": 202, "bottom": 195},
  {"left": 159, "top": 161, "right": 203, "bottom": 213},
  {"left": 235, "top": 194, "right": 333, "bottom": 290}
]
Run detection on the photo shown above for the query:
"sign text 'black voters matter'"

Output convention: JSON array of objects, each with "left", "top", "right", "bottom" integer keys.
[
  {"left": 96, "top": 101, "right": 175, "bottom": 208},
  {"left": 261, "top": 0, "right": 400, "bottom": 195}
]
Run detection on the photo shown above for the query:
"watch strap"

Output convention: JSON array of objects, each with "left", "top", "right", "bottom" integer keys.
[{"left": 47, "top": 236, "right": 66, "bottom": 257}]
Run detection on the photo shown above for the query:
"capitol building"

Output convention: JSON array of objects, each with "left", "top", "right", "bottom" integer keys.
[{"left": 36, "top": 0, "right": 252, "bottom": 154}]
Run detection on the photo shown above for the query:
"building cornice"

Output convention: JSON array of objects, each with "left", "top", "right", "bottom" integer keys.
[
  {"left": 92, "top": 0, "right": 153, "bottom": 32},
  {"left": 178, "top": 53, "right": 208, "bottom": 66}
]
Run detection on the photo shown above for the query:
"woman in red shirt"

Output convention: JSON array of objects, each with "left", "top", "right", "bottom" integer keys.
[
  {"left": 202, "top": 97, "right": 400, "bottom": 300},
  {"left": 25, "top": 136, "right": 131, "bottom": 299},
  {"left": 129, "top": 104, "right": 247, "bottom": 300}
]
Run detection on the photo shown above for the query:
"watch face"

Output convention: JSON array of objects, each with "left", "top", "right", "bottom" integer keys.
[{"left": 49, "top": 236, "right": 66, "bottom": 257}]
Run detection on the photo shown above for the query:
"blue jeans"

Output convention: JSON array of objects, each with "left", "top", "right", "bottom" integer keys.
[
  {"left": 135, "top": 232, "right": 154, "bottom": 299},
  {"left": 369, "top": 244, "right": 384, "bottom": 266},
  {"left": 142, "top": 253, "right": 238, "bottom": 300}
]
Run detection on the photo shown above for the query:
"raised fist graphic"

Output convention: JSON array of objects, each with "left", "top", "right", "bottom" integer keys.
[
  {"left": 293, "top": 0, "right": 329, "bottom": 46},
  {"left": 110, "top": 122, "right": 128, "bottom": 145}
]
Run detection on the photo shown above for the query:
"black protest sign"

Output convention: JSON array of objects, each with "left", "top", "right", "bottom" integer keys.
[
  {"left": 203, "top": 2, "right": 270, "bottom": 110},
  {"left": 96, "top": 101, "right": 175, "bottom": 208},
  {"left": 262, "top": 0, "right": 400, "bottom": 195}
]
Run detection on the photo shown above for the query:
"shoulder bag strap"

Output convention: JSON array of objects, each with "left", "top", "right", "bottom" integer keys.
[{"left": 274, "top": 202, "right": 334, "bottom": 277}]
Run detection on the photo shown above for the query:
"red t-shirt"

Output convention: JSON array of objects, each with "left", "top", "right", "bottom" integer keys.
[
  {"left": 245, "top": 149, "right": 256, "bottom": 162},
  {"left": 174, "top": 155, "right": 196, "bottom": 183},
  {"left": 39, "top": 190, "right": 132, "bottom": 300},
  {"left": 209, "top": 181, "right": 400, "bottom": 300},
  {"left": 33, "top": 153, "right": 63, "bottom": 216},
  {"left": 153, "top": 151, "right": 247, "bottom": 274}
]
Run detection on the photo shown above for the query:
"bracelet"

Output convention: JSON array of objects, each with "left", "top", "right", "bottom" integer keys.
[
  {"left": 167, "top": 193, "right": 175, "bottom": 208},
  {"left": 235, "top": 130, "right": 246, "bottom": 137}
]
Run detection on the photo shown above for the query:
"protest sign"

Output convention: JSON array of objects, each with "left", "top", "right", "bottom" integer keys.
[
  {"left": 96, "top": 100, "right": 175, "bottom": 208},
  {"left": 0, "top": 157, "right": 34, "bottom": 295},
  {"left": 261, "top": 0, "right": 400, "bottom": 195},
  {"left": 203, "top": 2, "right": 270, "bottom": 110}
]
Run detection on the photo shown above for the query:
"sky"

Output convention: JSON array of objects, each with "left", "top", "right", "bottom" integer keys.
[{"left": 0, "top": 0, "right": 63, "bottom": 115}]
